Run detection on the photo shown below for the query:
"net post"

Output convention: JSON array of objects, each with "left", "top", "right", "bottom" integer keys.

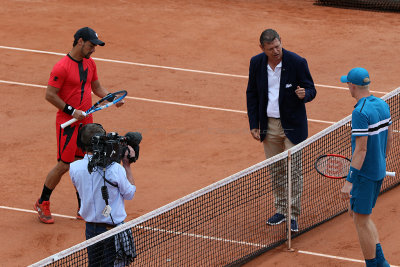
[{"left": 286, "top": 149, "right": 294, "bottom": 252}]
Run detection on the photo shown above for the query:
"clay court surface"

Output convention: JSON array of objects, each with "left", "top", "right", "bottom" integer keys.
[{"left": 0, "top": 0, "right": 400, "bottom": 266}]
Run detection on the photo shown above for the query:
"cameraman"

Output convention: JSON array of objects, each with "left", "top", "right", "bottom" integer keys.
[{"left": 69, "top": 123, "right": 136, "bottom": 266}]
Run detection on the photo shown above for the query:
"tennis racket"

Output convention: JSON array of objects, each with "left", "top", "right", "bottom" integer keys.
[
  {"left": 315, "top": 154, "right": 395, "bottom": 179},
  {"left": 61, "top": 90, "right": 127, "bottom": 129}
]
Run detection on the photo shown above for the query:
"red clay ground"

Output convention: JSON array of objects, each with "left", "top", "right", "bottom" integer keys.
[{"left": 0, "top": 0, "right": 399, "bottom": 266}]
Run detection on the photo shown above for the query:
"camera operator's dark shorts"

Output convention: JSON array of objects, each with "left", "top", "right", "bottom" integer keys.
[
  {"left": 56, "top": 117, "right": 93, "bottom": 163},
  {"left": 350, "top": 176, "right": 383, "bottom": 215}
]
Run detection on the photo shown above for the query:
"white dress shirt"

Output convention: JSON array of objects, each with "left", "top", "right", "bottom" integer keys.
[
  {"left": 266, "top": 62, "right": 282, "bottom": 118},
  {"left": 70, "top": 154, "right": 136, "bottom": 224}
]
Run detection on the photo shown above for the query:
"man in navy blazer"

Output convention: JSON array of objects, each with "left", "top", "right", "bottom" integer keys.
[{"left": 246, "top": 29, "right": 316, "bottom": 232}]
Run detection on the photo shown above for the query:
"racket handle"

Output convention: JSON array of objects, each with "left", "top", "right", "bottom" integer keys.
[
  {"left": 61, "top": 118, "right": 77, "bottom": 129},
  {"left": 386, "top": 171, "right": 396, "bottom": 177},
  {"left": 60, "top": 112, "right": 86, "bottom": 129}
]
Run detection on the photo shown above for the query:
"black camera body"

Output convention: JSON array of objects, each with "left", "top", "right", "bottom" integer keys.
[{"left": 88, "top": 131, "right": 142, "bottom": 173}]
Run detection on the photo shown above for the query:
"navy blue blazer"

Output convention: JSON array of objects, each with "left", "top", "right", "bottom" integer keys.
[{"left": 246, "top": 48, "right": 316, "bottom": 144}]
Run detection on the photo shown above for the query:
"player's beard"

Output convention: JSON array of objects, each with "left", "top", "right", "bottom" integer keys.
[
  {"left": 81, "top": 47, "right": 92, "bottom": 59},
  {"left": 83, "top": 52, "right": 92, "bottom": 59}
]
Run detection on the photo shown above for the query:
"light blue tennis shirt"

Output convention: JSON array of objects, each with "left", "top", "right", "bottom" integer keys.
[
  {"left": 70, "top": 154, "right": 136, "bottom": 224},
  {"left": 350, "top": 95, "right": 391, "bottom": 181}
]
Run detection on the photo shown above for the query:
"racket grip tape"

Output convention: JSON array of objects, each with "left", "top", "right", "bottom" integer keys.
[{"left": 60, "top": 112, "right": 86, "bottom": 129}]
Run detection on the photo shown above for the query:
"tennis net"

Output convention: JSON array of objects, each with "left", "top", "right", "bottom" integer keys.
[
  {"left": 314, "top": 0, "right": 400, "bottom": 12},
  {"left": 31, "top": 87, "right": 400, "bottom": 266}
]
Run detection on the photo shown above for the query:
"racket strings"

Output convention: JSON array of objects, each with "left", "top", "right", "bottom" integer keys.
[
  {"left": 95, "top": 91, "right": 126, "bottom": 109},
  {"left": 316, "top": 157, "right": 350, "bottom": 177}
]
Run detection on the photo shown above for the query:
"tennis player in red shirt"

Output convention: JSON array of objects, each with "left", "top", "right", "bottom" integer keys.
[{"left": 34, "top": 27, "right": 124, "bottom": 224}]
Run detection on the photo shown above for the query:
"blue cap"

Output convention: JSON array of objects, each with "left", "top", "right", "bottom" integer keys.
[{"left": 340, "top": 67, "right": 370, "bottom": 86}]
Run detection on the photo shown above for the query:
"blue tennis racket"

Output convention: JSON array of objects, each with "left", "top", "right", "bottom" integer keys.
[{"left": 61, "top": 90, "right": 127, "bottom": 129}]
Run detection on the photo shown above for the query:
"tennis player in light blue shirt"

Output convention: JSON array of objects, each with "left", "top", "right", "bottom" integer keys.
[
  {"left": 340, "top": 67, "right": 392, "bottom": 267},
  {"left": 350, "top": 96, "right": 391, "bottom": 182}
]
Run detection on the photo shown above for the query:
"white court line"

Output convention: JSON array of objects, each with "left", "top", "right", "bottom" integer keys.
[
  {"left": 314, "top": 83, "right": 387, "bottom": 95},
  {"left": 0, "top": 79, "right": 46, "bottom": 88},
  {"left": 298, "top": 250, "right": 399, "bottom": 267},
  {"left": 0, "top": 205, "right": 76, "bottom": 219},
  {"left": 0, "top": 45, "right": 388, "bottom": 95},
  {"left": 136, "top": 225, "right": 266, "bottom": 248},
  {"left": 0, "top": 46, "right": 245, "bottom": 78},
  {"left": 0, "top": 79, "right": 336, "bottom": 124}
]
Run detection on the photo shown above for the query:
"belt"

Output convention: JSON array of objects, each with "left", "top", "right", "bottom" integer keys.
[{"left": 86, "top": 222, "right": 116, "bottom": 230}]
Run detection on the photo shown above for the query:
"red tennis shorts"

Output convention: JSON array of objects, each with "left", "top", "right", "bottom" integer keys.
[{"left": 56, "top": 117, "right": 93, "bottom": 163}]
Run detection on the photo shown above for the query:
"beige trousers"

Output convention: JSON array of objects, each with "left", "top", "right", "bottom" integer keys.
[{"left": 263, "top": 118, "right": 303, "bottom": 219}]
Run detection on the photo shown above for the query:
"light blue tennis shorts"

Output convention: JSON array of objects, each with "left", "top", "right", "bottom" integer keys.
[{"left": 350, "top": 176, "right": 383, "bottom": 215}]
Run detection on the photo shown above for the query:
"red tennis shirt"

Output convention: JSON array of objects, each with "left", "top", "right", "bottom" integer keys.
[{"left": 48, "top": 54, "right": 98, "bottom": 123}]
